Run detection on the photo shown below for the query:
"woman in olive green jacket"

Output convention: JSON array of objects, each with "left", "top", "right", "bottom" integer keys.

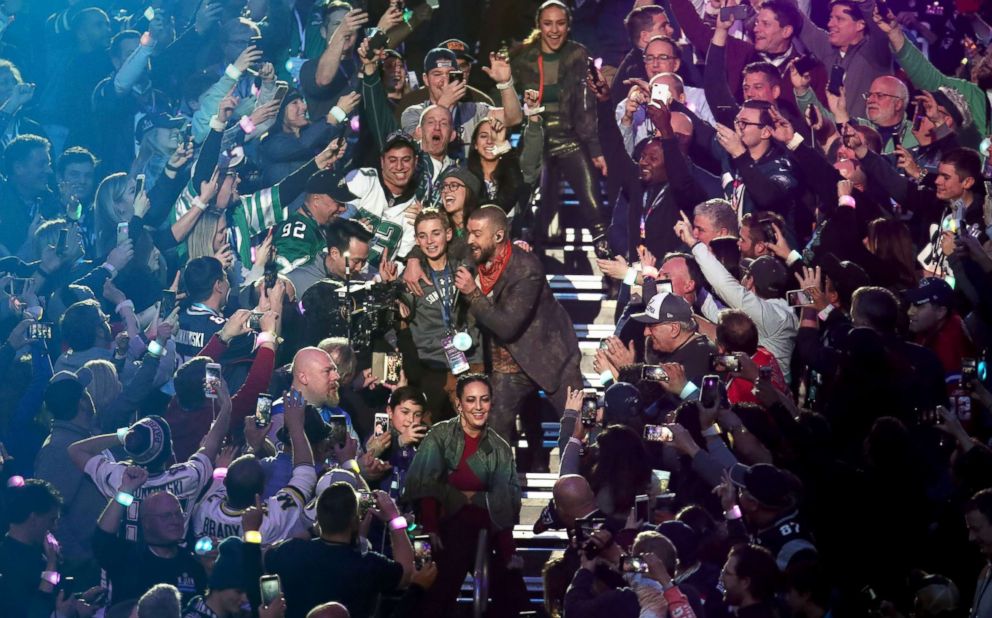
[{"left": 402, "top": 373, "right": 525, "bottom": 615}]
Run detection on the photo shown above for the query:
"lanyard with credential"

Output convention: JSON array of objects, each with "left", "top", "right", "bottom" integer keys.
[{"left": 428, "top": 266, "right": 459, "bottom": 331}]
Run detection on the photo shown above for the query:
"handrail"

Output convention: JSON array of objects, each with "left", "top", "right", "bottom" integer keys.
[{"left": 472, "top": 529, "right": 489, "bottom": 618}]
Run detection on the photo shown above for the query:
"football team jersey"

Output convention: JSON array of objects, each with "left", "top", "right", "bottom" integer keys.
[
  {"left": 344, "top": 168, "right": 416, "bottom": 265},
  {"left": 84, "top": 452, "right": 214, "bottom": 541},
  {"left": 191, "top": 464, "right": 317, "bottom": 545},
  {"left": 273, "top": 210, "right": 324, "bottom": 274}
]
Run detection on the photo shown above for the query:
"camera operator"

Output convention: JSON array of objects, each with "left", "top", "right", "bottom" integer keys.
[
  {"left": 285, "top": 217, "right": 372, "bottom": 299},
  {"left": 264, "top": 485, "right": 414, "bottom": 618}
]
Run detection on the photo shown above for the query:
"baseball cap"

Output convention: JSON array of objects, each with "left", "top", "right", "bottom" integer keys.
[
  {"left": 630, "top": 292, "right": 693, "bottom": 325},
  {"left": 729, "top": 462, "right": 799, "bottom": 509},
  {"left": 439, "top": 38, "right": 477, "bottom": 64},
  {"left": 602, "top": 381, "right": 641, "bottom": 426},
  {"left": 904, "top": 277, "right": 954, "bottom": 307},
  {"left": 135, "top": 112, "right": 185, "bottom": 143},
  {"left": 424, "top": 47, "right": 458, "bottom": 72},
  {"left": 818, "top": 253, "right": 869, "bottom": 300},
  {"left": 44, "top": 369, "right": 94, "bottom": 419},
  {"left": 384, "top": 130, "right": 419, "bottom": 154},
  {"left": 305, "top": 169, "right": 358, "bottom": 203},
  {"left": 439, "top": 167, "right": 481, "bottom": 197},
  {"left": 743, "top": 255, "right": 789, "bottom": 299}
]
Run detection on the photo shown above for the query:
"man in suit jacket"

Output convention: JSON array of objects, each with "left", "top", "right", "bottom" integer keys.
[{"left": 453, "top": 205, "right": 583, "bottom": 464}]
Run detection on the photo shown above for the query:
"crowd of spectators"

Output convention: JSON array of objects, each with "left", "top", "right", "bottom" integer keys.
[{"left": 0, "top": 0, "right": 991, "bottom": 617}]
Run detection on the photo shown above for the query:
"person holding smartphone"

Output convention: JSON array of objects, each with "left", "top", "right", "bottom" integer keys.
[
  {"left": 403, "top": 373, "right": 526, "bottom": 616},
  {"left": 509, "top": 0, "right": 607, "bottom": 246}
]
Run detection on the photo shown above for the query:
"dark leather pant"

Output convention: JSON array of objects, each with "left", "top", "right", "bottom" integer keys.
[{"left": 538, "top": 118, "right": 603, "bottom": 239}]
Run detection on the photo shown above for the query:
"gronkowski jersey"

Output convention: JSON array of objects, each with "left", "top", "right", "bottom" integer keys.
[
  {"left": 175, "top": 305, "right": 227, "bottom": 362},
  {"left": 273, "top": 210, "right": 323, "bottom": 274},
  {"left": 344, "top": 168, "right": 416, "bottom": 265},
  {"left": 84, "top": 452, "right": 214, "bottom": 542},
  {"left": 190, "top": 464, "right": 317, "bottom": 545}
]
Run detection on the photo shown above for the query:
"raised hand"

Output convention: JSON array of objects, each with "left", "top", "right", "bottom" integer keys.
[{"left": 673, "top": 210, "right": 695, "bottom": 246}]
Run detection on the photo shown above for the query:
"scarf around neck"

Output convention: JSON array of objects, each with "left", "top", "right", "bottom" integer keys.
[{"left": 478, "top": 242, "right": 513, "bottom": 295}]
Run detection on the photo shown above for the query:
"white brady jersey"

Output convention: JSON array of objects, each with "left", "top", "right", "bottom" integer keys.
[
  {"left": 190, "top": 465, "right": 317, "bottom": 545},
  {"left": 85, "top": 452, "right": 214, "bottom": 542}
]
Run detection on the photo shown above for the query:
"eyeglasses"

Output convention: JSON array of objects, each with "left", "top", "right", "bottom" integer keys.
[
  {"left": 644, "top": 54, "right": 677, "bottom": 63},
  {"left": 440, "top": 182, "right": 465, "bottom": 192},
  {"left": 734, "top": 119, "right": 763, "bottom": 129},
  {"left": 862, "top": 91, "right": 903, "bottom": 101}
]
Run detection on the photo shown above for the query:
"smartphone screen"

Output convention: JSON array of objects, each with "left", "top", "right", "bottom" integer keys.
[
  {"left": 700, "top": 374, "right": 720, "bottom": 409},
  {"left": 374, "top": 412, "right": 389, "bottom": 437},
  {"left": 412, "top": 535, "right": 432, "bottom": 567},
  {"left": 117, "top": 221, "right": 129, "bottom": 246},
  {"left": 159, "top": 290, "right": 176, "bottom": 321},
  {"left": 204, "top": 363, "right": 222, "bottom": 399},
  {"left": 328, "top": 414, "right": 348, "bottom": 446},
  {"left": 56, "top": 228, "right": 69, "bottom": 256},
  {"left": 448, "top": 70, "right": 464, "bottom": 83},
  {"left": 255, "top": 393, "right": 273, "bottom": 427},
  {"left": 828, "top": 65, "right": 845, "bottom": 96},
  {"left": 787, "top": 289, "right": 814, "bottom": 307},
  {"left": 643, "top": 424, "right": 673, "bottom": 442},
  {"left": 135, "top": 174, "right": 145, "bottom": 196},
  {"left": 259, "top": 575, "right": 281, "bottom": 606},
  {"left": 28, "top": 323, "right": 53, "bottom": 341}
]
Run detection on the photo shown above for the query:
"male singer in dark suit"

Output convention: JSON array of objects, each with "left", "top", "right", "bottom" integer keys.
[{"left": 453, "top": 205, "right": 583, "bottom": 467}]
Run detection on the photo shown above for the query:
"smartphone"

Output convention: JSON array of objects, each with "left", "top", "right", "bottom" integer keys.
[
  {"left": 364, "top": 27, "right": 388, "bottom": 59},
  {"left": 412, "top": 535, "right": 433, "bottom": 567},
  {"left": 357, "top": 490, "right": 377, "bottom": 517},
  {"left": 758, "top": 365, "right": 773, "bottom": 381},
  {"left": 641, "top": 365, "right": 669, "bottom": 382},
  {"left": 635, "top": 494, "right": 649, "bottom": 522},
  {"left": 759, "top": 218, "right": 778, "bottom": 244},
  {"left": 806, "top": 104, "right": 820, "bottom": 127},
  {"left": 56, "top": 575, "right": 76, "bottom": 597},
  {"left": 700, "top": 374, "right": 720, "bottom": 409},
  {"left": 259, "top": 575, "right": 281, "bottom": 606},
  {"left": 650, "top": 82, "right": 671, "bottom": 105},
  {"left": 787, "top": 289, "right": 814, "bottom": 307},
  {"left": 143, "top": 6, "right": 155, "bottom": 21},
  {"left": 328, "top": 414, "right": 348, "bottom": 447},
  {"left": 217, "top": 150, "right": 234, "bottom": 171},
  {"left": 159, "top": 290, "right": 176, "bottom": 321},
  {"left": 828, "top": 65, "right": 845, "bottom": 97},
  {"left": 621, "top": 555, "right": 650, "bottom": 573},
  {"left": 27, "top": 323, "right": 52, "bottom": 341},
  {"left": 574, "top": 514, "right": 606, "bottom": 548},
  {"left": 580, "top": 395, "right": 598, "bottom": 427},
  {"left": 657, "top": 279, "right": 674, "bottom": 295},
  {"left": 719, "top": 4, "right": 749, "bottom": 20},
  {"left": 711, "top": 353, "right": 741, "bottom": 373},
  {"left": 875, "top": 0, "right": 890, "bottom": 16},
  {"left": 643, "top": 424, "right": 674, "bottom": 442},
  {"left": 134, "top": 173, "right": 145, "bottom": 196},
  {"left": 652, "top": 469, "right": 671, "bottom": 493},
  {"left": 55, "top": 227, "right": 68, "bottom": 256},
  {"left": 117, "top": 221, "right": 130, "bottom": 246},
  {"left": 373, "top": 352, "right": 403, "bottom": 385},
  {"left": 272, "top": 83, "right": 289, "bottom": 107},
  {"left": 593, "top": 236, "right": 612, "bottom": 259},
  {"left": 587, "top": 57, "right": 601, "bottom": 80},
  {"left": 248, "top": 311, "right": 264, "bottom": 332},
  {"left": 794, "top": 54, "right": 817, "bottom": 76},
  {"left": 374, "top": 412, "right": 390, "bottom": 437},
  {"left": 204, "top": 362, "right": 222, "bottom": 399},
  {"left": 255, "top": 393, "right": 273, "bottom": 427},
  {"left": 180, "top": 121, "right": 192, "bottom": 144},
  {"left": 448, "top": 69, "right": 464, "bottom": 84}
]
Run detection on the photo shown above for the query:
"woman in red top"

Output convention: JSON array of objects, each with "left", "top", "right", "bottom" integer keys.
[{"left": 402, "top": 373, "right": 525, "bottom": 616}]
